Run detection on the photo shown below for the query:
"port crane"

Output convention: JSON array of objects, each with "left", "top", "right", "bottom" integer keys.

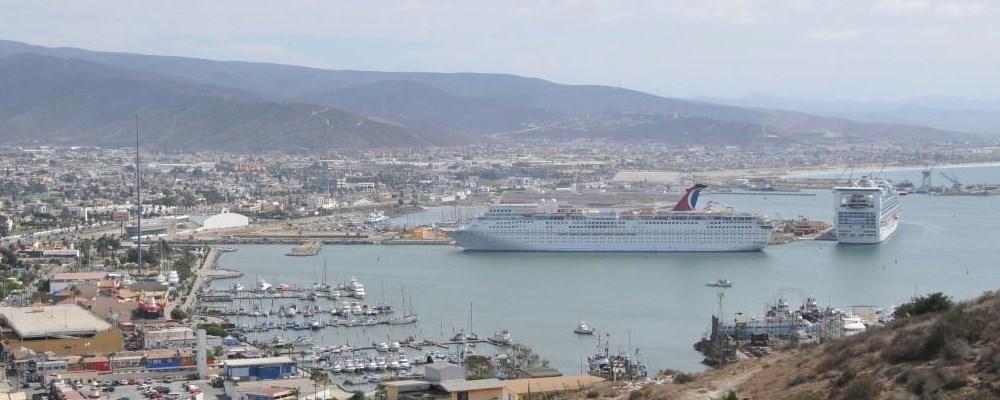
[
  {"left": 918, "top": 163, "right": 936, "bottom": 193},
  {"left": 939, "top": 171, "right": 962, "bottom": 190}
]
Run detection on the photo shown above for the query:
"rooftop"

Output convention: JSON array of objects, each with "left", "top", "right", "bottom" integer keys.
[
  {"left": 503, "top": 375, "right": 605, "bottom": 394},
  {"left": 437, "top": 379, "right": 505, "bottom": 392},
  {"left": 0, "top": 304, "right": 112, "bottom": 339},
  {"left": 51, "top": 272, "right": 108, "bottom": 281},
  {"left": 223, "top": 356, "right": 294, "bottom": 367}
]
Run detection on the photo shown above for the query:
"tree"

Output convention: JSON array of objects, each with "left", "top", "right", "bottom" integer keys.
[
  {"left": 496, "top": 343, "right": 550, "bottom": 378},
  {"left": 464, "top": 355, "right": 495, "bottom": 379},
  {"left": 170, "top": 308, "right": 189, "bottom": 321},
  {"left": 309, "top": 368, "right": 331, "bottom": 400},
  {"left": 373, "top": 384, "right": 387, "bottom": 400},
  {"left": 197, "top": 323, "right": 228, "bottom": 337},
  {"left": 0, "top": 215, "right": 9, "bottom": 238},
  {"left": 349, "top": 392, "right": 366, "bottom": 400}
]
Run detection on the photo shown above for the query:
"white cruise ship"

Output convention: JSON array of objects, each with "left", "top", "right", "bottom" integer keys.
[
  {"left": 833, "top": 177, "right": 901, "bottom": 244},
  {"left": 448, "top": 184, "right": 773, "bottom": 252}
]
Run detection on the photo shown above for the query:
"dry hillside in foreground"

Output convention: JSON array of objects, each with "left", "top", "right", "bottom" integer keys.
[{"left": 563, "top": 291, "right": 1000, "bottom": 400}]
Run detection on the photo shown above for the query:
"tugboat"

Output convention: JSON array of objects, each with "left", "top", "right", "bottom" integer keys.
[
  {"left": 574, "top": 321, "right": 595, "bottom": 335},
  {"left": 705, "top": 279, "right": 733, "bottom": 288}
]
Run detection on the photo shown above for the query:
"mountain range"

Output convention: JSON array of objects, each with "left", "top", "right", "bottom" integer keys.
[
  {"left": 0, "top": 39, "right": 981, "bottom": 150},
  {"left": 703, "top": 94, "right": 1000, "bottom": 136}
]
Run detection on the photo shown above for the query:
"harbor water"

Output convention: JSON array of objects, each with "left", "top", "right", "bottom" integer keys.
[{"left": 213, "top": 164, "right": 1000, "bottom": 374}]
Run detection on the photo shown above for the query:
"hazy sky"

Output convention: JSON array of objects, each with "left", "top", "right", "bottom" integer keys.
[{"left": 2, "top": 0, "right": 998, "bottom": 101}]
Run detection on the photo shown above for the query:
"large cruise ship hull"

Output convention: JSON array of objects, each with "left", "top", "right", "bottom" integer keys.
[
  {"left": 449, "top": 230, "right": 768, "bottom": 252},
  {"left": 836, "top": 217, "right": 899, "bottom": 244}
]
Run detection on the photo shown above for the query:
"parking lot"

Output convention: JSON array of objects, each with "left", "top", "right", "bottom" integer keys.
[
  {"left": 21, "top": 378, "right": 225, "bottom": 400},
  {"left": 112, "top": 379, "right": 224, "bottom": 400}
]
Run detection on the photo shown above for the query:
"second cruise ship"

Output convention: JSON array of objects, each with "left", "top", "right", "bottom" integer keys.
[
  {"left": 833, "top": 177, "right": 901, "bottom": 244},
  {"left": 448, "top": 184, "right": 774, "bottom": 252}
]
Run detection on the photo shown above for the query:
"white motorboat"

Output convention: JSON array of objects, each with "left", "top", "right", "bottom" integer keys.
[
  {"left": 574, "top": 321, "right": 595, "bottom": 335},
  {"left": 705, "top": 279, "right": 733, "bottom": 288},
  {"left": 842, "top": 316, "right": 867, "bottom": 336},
  {"left": 491, "top": 329, "right": 512, "bottom": 345}
]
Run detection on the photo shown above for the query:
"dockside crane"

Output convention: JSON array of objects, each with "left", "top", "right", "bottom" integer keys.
[
  {"left": 918, "top": 163, "right": 936, "bottom": 193},
  {"left": 939, "top": 171, "right": 962, "bottom": 190}
]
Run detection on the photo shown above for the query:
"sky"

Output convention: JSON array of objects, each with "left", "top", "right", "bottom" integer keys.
[{"left": 2, "top": 0, "right": 999, "bottom": 101}]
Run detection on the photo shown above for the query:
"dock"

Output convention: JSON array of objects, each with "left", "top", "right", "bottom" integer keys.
[{"left": 287, "top": 240, "right": 322, "bottom": 256}]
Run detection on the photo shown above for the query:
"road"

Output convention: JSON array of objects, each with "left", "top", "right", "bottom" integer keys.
[{"left": 176, "top": 248, "right": 219, "bottom": 313}]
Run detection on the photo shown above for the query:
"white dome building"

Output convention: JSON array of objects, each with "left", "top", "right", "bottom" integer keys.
[{"left": 198, "top": 209, "right": 249, "bottom": 230}]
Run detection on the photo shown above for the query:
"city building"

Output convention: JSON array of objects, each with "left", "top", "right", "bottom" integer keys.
[
  {"left": 223, "top": 356, "right": 297, "bottom": 381},
  {"left": 224, "top": 378, "right": 344, "bottom": 400},
  {"left": 48, "top": 272, "right": 108, "bottom": 294},
  {"left": 0, "top": 304, "right": 123, "bottom": 356},
  {"left": 384, "top": 363, "right": 506, "bottom": 400},
  {"left": 194, "top": 209, "right": 249, "bottom": 230}
]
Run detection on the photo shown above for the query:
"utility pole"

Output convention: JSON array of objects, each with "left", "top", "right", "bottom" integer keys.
[{"left": 136, "top": 115, "right": 142, "bottom": 274}]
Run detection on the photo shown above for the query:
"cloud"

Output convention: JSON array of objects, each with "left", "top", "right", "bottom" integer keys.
[
  {"left": 664, "top": 0, "right": 762, "bottom": 24},
  {"left": 874, "top": 0, "right": 987, "bottom": 16},
  {"left": 810, "top": 28, "right": 862, "bottom": 40},
  {"left": 874, "top": 0, "right": 930, "bottom": 14},
  {"left": 933, "top": 1, "right": 986, "bottom": 17}
]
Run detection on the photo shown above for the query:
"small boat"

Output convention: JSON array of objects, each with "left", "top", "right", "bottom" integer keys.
[
  {"left": 390, "top": 341, "right": 401, "bottom": 352},
  {"left": 398, "top": 354, "right": 410, "bottom": 369},
  {"left": 490, "top": 329, "right": 513, "bottom": 345},
  {"left": 706, "top": 279, "right": 733, "bottom": 288},
  {"left": 376, "top": 342, "right": 389, "bottom": 352},
  {"left": 574, "top": 321, "right": 595, "bottom": 335},
  {"left": 310, "top": 320, "right": 323, "bottom": 330}
]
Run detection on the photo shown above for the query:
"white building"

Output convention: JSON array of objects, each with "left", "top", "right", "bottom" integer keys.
[{"left": 195, "top": 209, "right": 249, "bottom": 230}]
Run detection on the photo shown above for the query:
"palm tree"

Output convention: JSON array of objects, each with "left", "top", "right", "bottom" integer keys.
[
  {"left": 309, "top": 368, "right": 330, "bottom": 400},
  {"left": 290, "top": 387, "right": 301, "bottom": 400}
]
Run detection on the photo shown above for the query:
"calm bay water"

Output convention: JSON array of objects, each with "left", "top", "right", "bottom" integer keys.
[{"left": 213, "top": 164, "right": 1000, "bottom": 373}]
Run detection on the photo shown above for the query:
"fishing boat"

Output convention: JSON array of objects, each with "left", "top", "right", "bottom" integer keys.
[
  {"left": 574, "top": 321, "right": 595, "bottom": 335},
  {"left": 705, "top": 279, "right": 733, "bottom": 288}
]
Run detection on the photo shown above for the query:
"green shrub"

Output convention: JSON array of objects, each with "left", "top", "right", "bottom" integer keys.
[
  {"left": 787, "top": 373, "right": 811, "bottom": 387},
  {"left": 673, "top": 373, "right": 694, "bottom": 384},
  {"left": 840, "top": 375, "right": 880, "bottom": 400},
  {"left": 785, "top": 392, "right": 821, "bottom": 400},
  {"left": 628, "top": 390, "right": 642, "bottom": 400},
  {"left": 894, "top": 292, "right": 953, "bottom": 318},
  {"left": 883, "top": 325, "right": 946, "bottom": 363},
  {"left": 586, "top": 391, "right": 599, "bottom": 399},
  {"left": 833, "top": 367, "right": 856, "bottom": 388}
]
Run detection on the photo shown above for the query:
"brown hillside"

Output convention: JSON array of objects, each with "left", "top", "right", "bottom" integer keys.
[{"left": 564, "top": 291, "right": 1000, "bottom": 400}]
